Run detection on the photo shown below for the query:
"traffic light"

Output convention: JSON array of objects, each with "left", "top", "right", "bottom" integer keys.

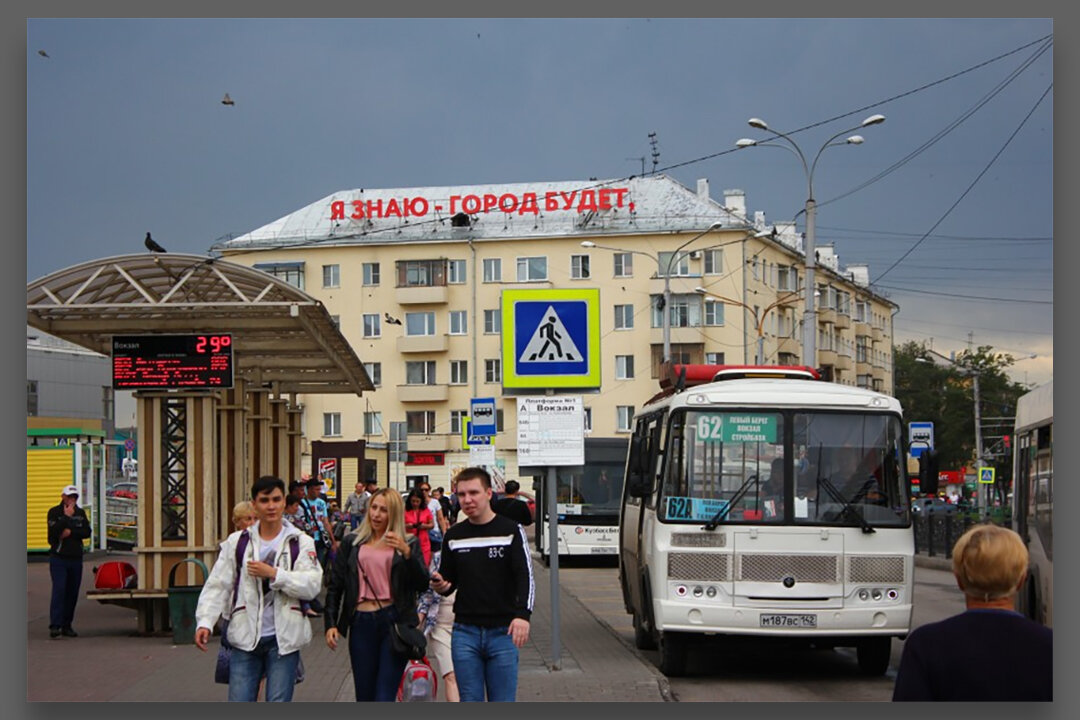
[
  {"left": 918, "top": 450, "right": 939, "bottom": 496},
  {"left": 1003, "top": 434, "right": 1011, "bottom": 450}
]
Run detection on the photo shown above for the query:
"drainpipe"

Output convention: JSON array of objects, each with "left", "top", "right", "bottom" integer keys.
[{"left": 468, "top": 238, "right": 478, "bottom": 396}]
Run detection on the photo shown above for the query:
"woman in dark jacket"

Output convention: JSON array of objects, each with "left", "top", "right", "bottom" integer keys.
[{"left": 324, "top": 488, "right": 429, "bottom": 701}]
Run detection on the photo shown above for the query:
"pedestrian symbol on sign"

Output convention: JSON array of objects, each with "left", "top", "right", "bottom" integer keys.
[
  {"left": 519, "top": 306, "right": 583, "bottom": 363},
  {"left": 979, "top": 467, "right": 995, "bottom": 484}
]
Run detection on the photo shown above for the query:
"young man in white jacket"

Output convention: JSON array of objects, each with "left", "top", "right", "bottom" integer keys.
[{"left": 195, "top": 475, "right": 323, "bottom": 701}]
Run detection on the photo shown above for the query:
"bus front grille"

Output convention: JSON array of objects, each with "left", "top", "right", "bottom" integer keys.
[
  {"left": 737, "top": 554, "right": 840, "bottom": 583},
  {"left": 668, "top": 552, "right": 731, "bottom": 581},
  {"left": 847, "top": 555, "right": 906, "bottom": 583}
]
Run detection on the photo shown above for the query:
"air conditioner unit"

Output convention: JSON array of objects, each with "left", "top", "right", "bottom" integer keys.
[{"left": 688, "top": 250, "right": 702, "bottom": 260}]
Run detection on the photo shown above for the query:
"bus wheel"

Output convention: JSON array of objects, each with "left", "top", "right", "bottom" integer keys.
[
  {"left": 856, "top": 637, "right": 891, "bottom": 676},
  {"left": 658, "top": 631, "right": 689, "bottom": 677},
  {"left": 633, "top": 610, "right": 657, "bottom": 650}
]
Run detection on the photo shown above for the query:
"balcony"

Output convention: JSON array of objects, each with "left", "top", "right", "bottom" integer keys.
[
  {"left": 854, "top": 320, "right": 871, "bottom": 336},
  {"left": 856, "top": 359, "right": 873, "bottom": 375},
  {"left": 396, "top": 384, "right": 450, "bottom": 403},
  {"left": 650, "top": 326, "right": 706, "bottom": 346},
  {"left": 778, "top": 336, "right": 801, "bottom": 357},
  {"left": 834, "top": 312, "right": 851, "bottom": 330},
  {"left": 836, "top": 353, "right": 853, "bottom": 371},
  {"left": 871, "top": 326, "right": 885, "bottom": 343},
  {"left": 817, "top": 308, "right": 837, "bottom": 326},
  {"left": 397, "top": 334, "right": 449, "bottom": 353},
  {"left": 872, "top": 365, "right": 888, "bottom": 383},
  {"left": 818, "top": 348, "right": 839, "bottom": 366},
  {"left": 395, "top": 285, "right": 449, "bottom": 305}
]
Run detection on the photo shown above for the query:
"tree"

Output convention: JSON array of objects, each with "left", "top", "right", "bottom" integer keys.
[{"left": 893, "top": 342, "right": 1027, "bottom": 505}]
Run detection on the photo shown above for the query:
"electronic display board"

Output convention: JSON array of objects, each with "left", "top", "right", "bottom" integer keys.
[{"left": 112, "top": 334, "right": 234, "bottom": 389}]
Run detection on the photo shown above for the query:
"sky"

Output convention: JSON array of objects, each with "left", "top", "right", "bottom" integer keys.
[{"left": 25, "top": 18, "right": 1054, "bottom": 387}]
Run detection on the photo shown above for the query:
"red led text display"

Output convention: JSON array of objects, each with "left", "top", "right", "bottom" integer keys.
[{"left": 112, "top": 334, "right": 234, "bottom": 390}]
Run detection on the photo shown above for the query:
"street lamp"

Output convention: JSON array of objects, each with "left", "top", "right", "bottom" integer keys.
[
  {"left": 736, "top": 114, "right": 885, "bottom": 368},
  {"left": 581, "top": 221, "right": 727, "bottom": 364},
  {"left": 695, "top": 287, "right": 801, "bottom": 364}
]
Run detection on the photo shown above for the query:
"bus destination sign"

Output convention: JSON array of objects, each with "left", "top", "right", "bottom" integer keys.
[{"left": 112, "top": 334, "right": 234, "bottom": 389}]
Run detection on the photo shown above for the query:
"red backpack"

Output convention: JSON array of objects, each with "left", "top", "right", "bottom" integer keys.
[{"left": 396, "top": 658, "right": 438, "bottom": 702}]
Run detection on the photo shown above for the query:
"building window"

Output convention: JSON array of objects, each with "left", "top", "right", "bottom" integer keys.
[
  {"left": 616, "top": 406, "right": 634, "bottom": 432},
  {"left": 616, "top": 355, "right": 635, "bottom": 380},
  {"left": 448, "top": 259, "right": 467, "bottom": 284},
  {"left": 450, "top": 410, "right": 467, "bottom": 435},
  {"left": 323, "top": 412, "right": 342, "bottom": 437},
  {"left": 450, "top": 360, "right": 468, "bottom": 385},
  {"left": 855, "top": 301, "right": 869, "bottom": 323},
  {"left": 570, "top": 254, "right": 591, "bottom": 279},
  {"left": 102, "top": 386, "right": 115, "bottom": 422},
  {"left": 703, "top": 249, "right": 723, "bottom": 275},
  {"left": 703, "top": 300, "right": 725, "bottom": 326},
  {"left": 778, "top": 265, "right": 796, "bottom": 292},
  {"left": 614, "top": 304, "right": 634, "bottom": 330},
  {"left": 363, "top": 411, "right": 383, "bottom": 436},
  {"left": 483, "top": 258, "right": 502, "bottom": 282},
  {"left": 362, "top": 314, "right": 381, "bottom": 338},
  {"left": 583, "top": 407, "right": 592, "bottom": 433},
  {"left": 406, "top": 411, "right": 436, "bottom": 435},
  {"left": 27, "top": 380, "right": 38, "bottom": 416},
  {"left": 657, "top": 252, "right": 690, "bottom": 277},
  {"left": 751, "top": 258, "right": 760, "bottom": 281},
  {"left": 652, "top": 294, "right": 701, "bottom": 329},
  {"left": 405, "top": 361, "right": 436, "bottom": 385},
  {"left": 363, "top": 262, "right": 380, "bottom": 286},
  {"left": 364, "top": 362, "right": 381, "bottom": 386},
  {"left": 397, "top": 259, "right": 447, "bottom": 288},
  {"left": 705, "top": 352, "right": 726, "bottom": 365},
  {"left": 449, "top": 310, "right": 468, "bottom": 335},
  {"left": 322, "top": 264, "right": 340, "bottom": 288},
  {"left": 613, "top": 253, "right": 633, "bottom": 277},
  {"left": 405, "top": 311, "right": 436, "bottom": 336},
  {"left": 485, "top": 359, "right": 501, "bottom": 383},
  {"left": 254, "top": 262, "right": 305, "bottom": 290},
  {"left": 484, "top": 309, "right": 501, "bottom": 334},
  {"left": 516, "top": 256, "right": 548, "bottom": 282}
]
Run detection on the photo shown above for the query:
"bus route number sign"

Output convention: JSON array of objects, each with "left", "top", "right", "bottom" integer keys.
[{"left": 696, "top": 414, "right": 778, "bottom": 444}]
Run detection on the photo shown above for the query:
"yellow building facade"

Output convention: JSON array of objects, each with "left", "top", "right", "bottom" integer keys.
[{"left": 216, "top": 175, "right": 895, "bottom": 493}]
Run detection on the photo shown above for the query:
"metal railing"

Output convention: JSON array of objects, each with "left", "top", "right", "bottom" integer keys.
[{"left": 913, "top": 510, "right": 1009, "bottom": 559}]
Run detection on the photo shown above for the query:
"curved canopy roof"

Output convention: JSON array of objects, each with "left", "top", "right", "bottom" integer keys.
[{"left": 27, "top": 253, "right": 374, "bottom": 395}]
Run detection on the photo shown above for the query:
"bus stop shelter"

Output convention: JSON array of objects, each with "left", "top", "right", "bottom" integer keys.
[{"left": 27, "top": 253, "right": 374, "bottom": 632}]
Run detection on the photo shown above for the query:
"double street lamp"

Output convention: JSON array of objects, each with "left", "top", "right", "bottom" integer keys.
[
  {"left": 694, "top": 287, "right": 802, "bottom": 365},
  {"left": 735, "top": 113, "right": 886, "bottom": 367},
  {"left": 581, "top": 221, "right": 726, "bottom": 364}
]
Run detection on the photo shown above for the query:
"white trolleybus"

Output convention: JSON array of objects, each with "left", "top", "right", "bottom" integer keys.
[
  {"left": 619, "top": 364, "right": 914, "bottom": 676},
  {"left": 1011, "top": 380, "right": 1052, "bottom": 627}
]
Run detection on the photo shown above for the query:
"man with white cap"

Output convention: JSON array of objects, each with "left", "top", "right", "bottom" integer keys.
[{"left": 47, "top": 484, "right": 92, "bottom": 638}]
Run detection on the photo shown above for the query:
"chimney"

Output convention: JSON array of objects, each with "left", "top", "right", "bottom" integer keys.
[
  {"left": 696, "top": 178, "right": 710, "bottom": 201},
  {"left": 722, "top": 189, "right": 747, "bottom": 224}
]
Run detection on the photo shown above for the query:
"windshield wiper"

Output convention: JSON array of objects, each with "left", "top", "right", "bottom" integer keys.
[
  {"left": 817, "top": 475, "right": 875, "bottom": 534},
  {"left": 703, "top": 473, "right": 758, "bottom": 531}
]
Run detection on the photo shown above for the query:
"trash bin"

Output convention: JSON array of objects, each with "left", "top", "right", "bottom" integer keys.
[{"left": 167, "top": 557, "right": 209, "bottom": 645}]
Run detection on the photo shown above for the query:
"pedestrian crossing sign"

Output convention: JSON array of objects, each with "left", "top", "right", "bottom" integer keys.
[
  {"left": 979, "top": 466, "right": 995, "bottom": 484},
  {"left": 501, "top": 288, "right": 601, "bottom": 389}
]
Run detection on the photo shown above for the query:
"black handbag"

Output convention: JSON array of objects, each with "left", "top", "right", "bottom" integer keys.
[{"left": 358, "top": 551, "right": 426, "bottom": 661}]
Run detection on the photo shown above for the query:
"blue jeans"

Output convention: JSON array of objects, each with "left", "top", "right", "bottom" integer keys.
[
  {"left": 347, "top": 606, "right": 406, "bottom": 701},
  {"left": 451, "top": 623, "right": 519, "bottom": 702},
  {"left": 49, "top": 555, "right": 83, "bottom": 630},
  {"left": 228, "top": 636, "right": 300, "bottom": 702}
]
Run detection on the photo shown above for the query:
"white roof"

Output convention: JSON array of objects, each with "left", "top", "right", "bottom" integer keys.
[{"left": 218, "top": 174, "right": 751, "bottom": 249}]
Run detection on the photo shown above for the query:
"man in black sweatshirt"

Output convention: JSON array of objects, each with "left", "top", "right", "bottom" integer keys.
[
  {"left": 47, "top": 484, "right": 92, "bottom": 638},
  {"left": 431, "top": 467, "right": 534, "bottom": 702}
]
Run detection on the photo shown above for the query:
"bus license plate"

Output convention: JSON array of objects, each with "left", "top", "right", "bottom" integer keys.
[
  {"left": 760, "top": 613, "right": 817, "bottom": 628},
  {"left": 590, "top": 546, "right": 617, "bottom": 554}
]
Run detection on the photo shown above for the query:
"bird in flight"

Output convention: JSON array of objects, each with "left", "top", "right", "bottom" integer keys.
[
  {"left": 145, "top": 232, "right": 167, "bottom": 253},
  {"left": 38, "top": 50, "right": 50, "bottom": 58},
  {"left": 221, "top": 93, "right": 235, "bottom": 106},
  {"left": 384, "top": 312, "right": 402, "bottom": 325}
]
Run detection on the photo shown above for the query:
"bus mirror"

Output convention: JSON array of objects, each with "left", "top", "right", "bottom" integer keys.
[{"left": 918, "top": 450, "right": 939, "bottom": 496}]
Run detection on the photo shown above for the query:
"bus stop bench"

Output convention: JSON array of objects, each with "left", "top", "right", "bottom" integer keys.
[{"left": 86, "top": 589, "right": 172, "bottom": 635}]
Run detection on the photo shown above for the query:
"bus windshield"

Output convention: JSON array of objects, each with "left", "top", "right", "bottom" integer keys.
[
  {"left": 553, "top": 461, "right": 624, "bottom": 516},
  {"left": 659, "top": 409, "right": 908, "bottom": 527}
]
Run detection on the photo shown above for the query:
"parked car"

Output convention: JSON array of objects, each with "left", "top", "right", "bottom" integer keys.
[{"left": 911, "top": 497, "right": 957, "bottom": 514}]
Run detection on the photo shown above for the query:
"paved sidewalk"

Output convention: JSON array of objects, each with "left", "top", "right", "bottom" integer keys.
[{"left": 26, "top": 550, "right": 669, "bottom": 702}]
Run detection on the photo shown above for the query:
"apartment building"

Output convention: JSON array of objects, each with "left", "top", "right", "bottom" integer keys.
[{"left": 215, "top": 175, "right": 896, "bottom": 490}]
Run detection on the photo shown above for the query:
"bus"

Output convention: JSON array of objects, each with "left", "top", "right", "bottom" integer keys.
[
  {"left": 533, "top": 438, "right": 626, "bottom": 565},
  {"left": 619, "top": 364, "right": 914, "bottom": 676},
  {"left": 1011, "top": 380, "right": 1052, "bottom": 627}
]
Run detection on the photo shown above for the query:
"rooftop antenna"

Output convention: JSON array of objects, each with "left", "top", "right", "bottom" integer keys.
[{"left": 649, "top": 132, "right": 660, "bottom": 174}]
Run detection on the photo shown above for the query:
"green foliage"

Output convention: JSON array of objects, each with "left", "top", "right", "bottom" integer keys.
[{"left": 893, "top": 342, "right": 1027, "bottom": 495}]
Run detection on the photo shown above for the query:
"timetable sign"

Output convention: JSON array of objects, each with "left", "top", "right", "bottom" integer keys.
[{"left": 112, "top": 334, "right": 234, "bottom": 389}]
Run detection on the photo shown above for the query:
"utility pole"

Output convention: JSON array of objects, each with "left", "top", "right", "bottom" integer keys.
[{"left": 973, "top": 371, "right": 986, "bottom": 515}]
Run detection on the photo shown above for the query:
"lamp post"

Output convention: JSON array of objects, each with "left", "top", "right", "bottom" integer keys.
[
  {"left": 695, "top": 287, "right": 801, "bottom": 364},
  {"left": 581, "top": 221, "right": 725, "bottom": 364},
  {"left": 735, "top": 114, "right": 885, "bottom": 368}
]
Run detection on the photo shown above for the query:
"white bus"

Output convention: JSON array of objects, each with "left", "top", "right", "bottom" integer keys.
[
  {"left": 1011, "top": 380, "right": 1052, "bottom": 627},
  {"left": 619, "top": 365, "right": 914, "bottom": 676}
]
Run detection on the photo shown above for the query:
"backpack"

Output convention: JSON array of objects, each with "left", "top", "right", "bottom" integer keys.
[
  {"left": 229, "top": 530, "right": 301, "bottom": 616},
  {"left": 396, "top": 658, "right": 438, "bottom": 702}
]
